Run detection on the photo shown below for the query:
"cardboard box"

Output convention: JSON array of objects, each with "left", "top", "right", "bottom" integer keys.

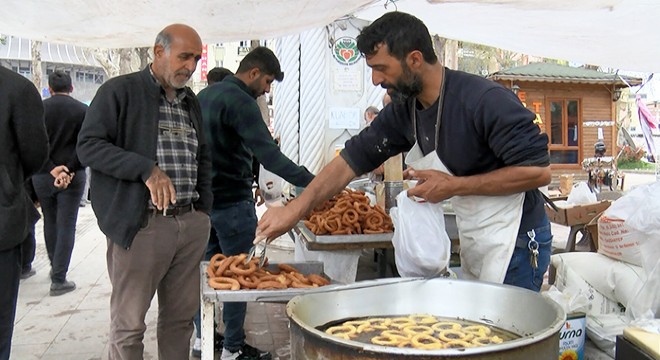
[
  {"left": 545, "top": 200, "right": 611, "bottom": 226},
  {"left": 559, "top": 313, "right": 586, "bottom": 360},
  {"left": 560, "top": 174, "right": 574, "bottom": 196}
]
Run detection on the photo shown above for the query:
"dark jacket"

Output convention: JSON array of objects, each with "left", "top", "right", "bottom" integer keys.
[
  {"left": 198, "top": 76, "right": 314, "bottom": 206},
  {"left": 0, "top": 67, "right": 49, "bottom": 250},
  {"left": 40, "top": 94, "right": 87, "bottom": 173},
  {"left": 77, "top": 66, "right": 212, "bottom": 249}
]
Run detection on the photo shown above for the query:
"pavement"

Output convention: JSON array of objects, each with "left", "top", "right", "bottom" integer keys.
[{"left": 11, "top": 172, "right": 656, "bottom": 360}]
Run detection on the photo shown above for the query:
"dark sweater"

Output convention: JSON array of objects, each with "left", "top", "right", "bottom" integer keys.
[
  {"left": 198, "top": 76, "right": 314, "bottom": 207},
  {"left": 0, "top": 67, "right": 49, "bottom": 250},
  {"left": 77, "top": 67, "right": 212, "bottom": 249},
  {"left": 341, "top": 68, "right": 550, "bottom": 233},
  {"left": 41, "top": 94, "right": 87, "bottom": 173}
]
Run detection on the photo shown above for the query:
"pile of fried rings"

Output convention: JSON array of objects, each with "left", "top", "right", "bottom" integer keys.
[
  {"left": 304, "top": 188, "right": 393, "bottom": 235},
  {"left": 206, "top": 253, "right": 330, "bottom": 290},
  {"left": 324, "top": 314, "right": 505, "bottom": 350}
]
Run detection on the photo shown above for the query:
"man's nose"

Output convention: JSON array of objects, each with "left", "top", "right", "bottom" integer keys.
[
  {"left": 187, "top": 59, "right": 198, "bottom": 73},
  {"left": 372, "top": 72, "right": 384, "bottom": 87}
]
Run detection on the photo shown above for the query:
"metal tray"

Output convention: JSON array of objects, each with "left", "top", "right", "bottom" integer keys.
[
  {"left": 201, "top": 260, "right": 330, "bottom": 303},
  {"left": 295, "top": 221, "right": 393, "bottom": 247}
]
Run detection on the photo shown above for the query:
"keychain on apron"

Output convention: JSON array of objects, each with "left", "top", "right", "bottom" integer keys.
[{"left": 527, "top": 229, "right": 539, "bottom": 269}]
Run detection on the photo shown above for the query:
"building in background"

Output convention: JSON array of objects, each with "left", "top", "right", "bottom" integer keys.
[
  {"left": 0, "top": 36, "right": 104, "bottom": 102},
  {"left": 489, "top": 63, "right": 642, "bottom": 171}
]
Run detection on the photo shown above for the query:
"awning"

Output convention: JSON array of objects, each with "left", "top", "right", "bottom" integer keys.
[{"left": 2, "top": 0, "right": 659, "bottom": 72}]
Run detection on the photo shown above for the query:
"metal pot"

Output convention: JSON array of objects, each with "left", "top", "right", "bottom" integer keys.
[{"left": 287, "top": 278, "right": 565, "bottom": 359}]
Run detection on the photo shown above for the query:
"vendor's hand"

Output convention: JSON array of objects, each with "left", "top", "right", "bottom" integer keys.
[
  {"left": 406, "top": 169, "right": 458, "bottom": 203},
  {"left": 403, "top": 167, "right": 415, "bottom": 180},
  {"left": 373, "top": 164, "right": 385, "bottom": 175},
  {"left": 145, "top": 166, "right": 176, "bottom": 210},
  {"left": 254, "top": 187, "right": 265, "bottom": 206},
  {"left": 256, "top": 204, "right": 300, "bottom": 244}
]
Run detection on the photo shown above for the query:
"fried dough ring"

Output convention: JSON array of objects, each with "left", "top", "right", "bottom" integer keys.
[
  {"left": 214, "top": 257, "right": 233, "bottom": 277},
  {"left": 431, "top": 321, "right": 462, "bottom": 332},
  {"left": 209, "top": 253, "right": 226, "bottom": 267},
  {"left": 341, "top": 208, "right": 359, "bottom": 226},
  {"left": 438, "top": 329, "right": 470, "bottom": 342},
  {"left": 408, "top": 314, "right": 438, "bottom": 324},
  {"left": 331, "top": 199, "right": 352, "bottom": 214},
  {"left": 365, "top": 213, "right": 384, "bottom": 229},
  {"left": 371, "top": 335, "right": 401, "bottom": 346},
  {"left": 352, "top": 194, "right": 370, "bottom": 205},
  {"left": 304, "top": 188, "right": 393, "bottom": 235},
  {"left": 471, "top": 335, "right": 503, "bottom": 346},
  {"left": 208, "top": 276, "right": 240, "bottom": 291},
  {"left": 402, "top": 325, "right": 434, "bottom": 337},
  {"left": 256, "top": 280, "right": 287, "bottom": 289},
  {"left": 354, "top": 202, "right": 371, "bottom": 216},
  {"left": 307, "top": 274, "right": 330, "bottom": 286},
  {"left": 411, "top": 334, "right": 444, "bottom": 350},
  {"left": 381, "top": 330, "right": 410, "bottom": 341},
  {"left": 323, "top": 218, "right": 341, "bottom": 233},
  {"left": 206, "top": 261, "right": 218, "bottom": 279},
  {"left": 290, "top": 281, "right": 316, "bottom": 288},
  {"left": 368, "top": 318, "right": 392, "bottom": 330},
  {"left": 229, "top": 254, "right": 257, "bottom": 276},
  {"left": 363, "top": 229, "right": 387, "bottom": 234},
  {"left": 286, "top": 272, "right": 311, "bottom": 285},
  {"left": 236, "top": 275, "right": 260, "bottom": 289},
  {"left": 463, "top": 325, "right": 491, "bottom": 336},
  {"left": 343, "top": 320, "right": 369, "bottom": 328},
  {"left": 390, "top": 317, "right": 416, "bottom": 329},
  {"left": 206, "top": 255, "right": 329, "bottom": 290},
  {"left": 325, "top": 325, "right": 357, "bottom": 339},
  {"left": 278, "top": 264, "right": 299, "bottom": 273}
]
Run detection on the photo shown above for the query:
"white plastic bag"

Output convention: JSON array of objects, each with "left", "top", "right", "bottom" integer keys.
[
  {"left": 598, "top": 182, "right": 660, "bottom": 269},
  {"left": 615, "top": 182, "right": 660, "bottom": 273},
  {"left": 542, "top": 285, "right": 590, "bottom": 316},
  {"left": 390, "top": 190, "right": 451, "bottom": 278},
  {"left": 258, "top": 164, "right": 284, "bottom": 207},
  {"left": 567, "top": 182, "right": 597, "bottom": 205}
]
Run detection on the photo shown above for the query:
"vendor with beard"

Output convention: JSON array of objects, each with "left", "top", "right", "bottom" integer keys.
[{"left": 257, "top": 12, "right": 553, "bottom": 292}]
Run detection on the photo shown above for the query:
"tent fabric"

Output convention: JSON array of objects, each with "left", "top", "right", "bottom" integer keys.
[
  {"left": 1, "top": 0, "right": 376, "bottom": 48},
  {"left": 355, "top": 0, "right": 660, "bottom": 73},
  {"left": 2, "top": 0, "right": 659, "bottom": 72}
]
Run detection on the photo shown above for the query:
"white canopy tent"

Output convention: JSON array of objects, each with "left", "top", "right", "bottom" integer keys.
[{"left": 2, "top": 0, "right": 660, "bottom": 73}]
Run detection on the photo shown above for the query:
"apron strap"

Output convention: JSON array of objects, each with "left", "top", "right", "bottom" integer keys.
[{"left": 410, "top": 66, "right": 447, "bottom": 151}]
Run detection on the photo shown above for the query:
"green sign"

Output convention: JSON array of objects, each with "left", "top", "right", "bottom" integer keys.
[{"left": 333, "top": 37, "right": 361, "bottom": 66}]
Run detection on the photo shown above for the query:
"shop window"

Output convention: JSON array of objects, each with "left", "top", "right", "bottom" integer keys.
[{"left": 547, "top": 99, "right": 580, "bottom": 165}]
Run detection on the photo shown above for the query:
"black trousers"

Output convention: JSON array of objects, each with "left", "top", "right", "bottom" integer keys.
[
  {"left": 32, "top": 172, "right": 86, "bottom": 283},
  {"left": 0, "top": 243, "right": 21, "bottom": 360},
  {"left": 20, "top": 225, "right": 36, "bottom": 273}
]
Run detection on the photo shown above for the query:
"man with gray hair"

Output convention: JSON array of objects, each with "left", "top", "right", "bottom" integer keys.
[{"left": 77, "top": 24, "right": 212, "bottom": 359}]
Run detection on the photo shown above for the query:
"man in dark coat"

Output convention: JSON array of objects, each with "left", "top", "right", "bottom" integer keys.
[{"left": 0, "top": 66, "right": 49, "bottom": 360}]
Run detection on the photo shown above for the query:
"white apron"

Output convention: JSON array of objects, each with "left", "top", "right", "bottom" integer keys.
[{"left": 404, "top": 68, "right": 525, "bottom": 283}]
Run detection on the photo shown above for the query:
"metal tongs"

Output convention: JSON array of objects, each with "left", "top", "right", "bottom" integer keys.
[{"left": 245, "top": 236, "right": 268, "bottom": 268}]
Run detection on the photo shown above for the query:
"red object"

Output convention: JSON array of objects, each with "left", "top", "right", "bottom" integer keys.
[{"left": 200, "top": 44, "right": 208, "bottom": 81}]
